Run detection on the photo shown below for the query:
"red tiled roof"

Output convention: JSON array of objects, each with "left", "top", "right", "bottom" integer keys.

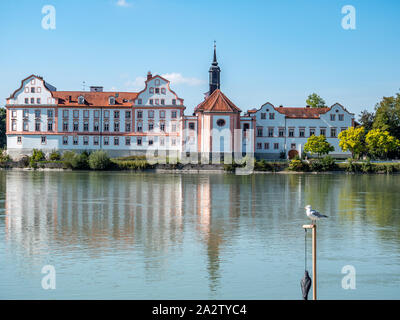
[
  {"left": 53, "top": 91, "right": 139, "bottom": 107},
  {"left": 194, "top": 89, "right": 241, "bottom": 113},
  {"left": 274, "top": 107, "right": 330, "bottom": 119}
]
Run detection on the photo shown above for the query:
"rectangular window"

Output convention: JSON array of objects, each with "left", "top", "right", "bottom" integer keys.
[
  {"left": 257, "top": 128, "right": 263, "bottom": 137},
  {"left": 73, "top": 136, "right": 78, "bottom": 145},
  {"left": 148, "top": 139, "right": 153, "bottom": 146},
  {"left": 299, "top": 128, "right": 305, "bottom": 137},
  {"left": 104, "top": 122, "right": 109, "bottom": 132},
  {"left": 47, "top": 109, "right": 53, "bottom": 118},
  {"left": 137, "top": 137, "right": 142, "bottom": 146},
  {"left": 137, "top": 111, "right": 143, "bottom": 119},
  {"left": 125, "top": 111, "right": 131, "bottom": 119},
  {"left": 257, "top": 142, "right": 262, "bottom": 149},
  {"left": 171, "top": 138, "right": 176, "bottom": 146},
  {"left": 73, "top": 121, "right": 79, "bottom": 131},
  {"left": 114, "top": 111, "right": 119, "bottom": 119},
  {"left": 172, "top": 124, "right": 177, "bottom": 132},
  {"left": 104, "top": 110, "right": 110, "bottom": 118},
  {"left": 291, "top": 143, "right": 296, "bottom": 149},
  {"left": 137, "top": 122, "right": 142, "bottom": 132},
  {"left": 331, "top": 127, "right": 337, "bottom": 137},
  {"left": 171, "top": 111, "right": 177, "bottom": 118},
  {"left": 114, "top": 122, "right": 120, "bottom": 132},
  {"left": 161, "top": 99, "right": 165, "bottom": 105},
  {"left": 264, "top": 142, "right": 269, "bottom": 149},
  {"left": 125, "top": 123, "right": 131, "bottom": 132},
  {"left": 155, "top": 99, "right": 159, "bottom": 105},
  {"left": 148, "top": 110, "right": 154, "bottom": 118},
  {"left": 172, "top": 99, "right": 176, "bottom": 105},
  {"left": 73, "top": 110, "right": 79, "bottom": 118},
  {"left": 37, "top": 87, "right": 41, "bottom": 93},
  {"left": 37, "top": 98, "right": 41, "bottom": 104},
  {"left": 63, "top": 121, "right": 69, "bottom": 131},
  {"left": 63, "top": 136, "right": 68, "bottom": 145},
  {"left": 41, "top": 136, "right": 46, "bottom": 144},
  {"left": 25, "top": 98, "right": 29, "bottom": 104},
  {"left": 261, "top": 113, "right": 266, "bottom": 120},
  {"left": 160, "top": 123, "right": 165, "bottom": 132},
  {"left": 11, "top": 110, "right": 17, "bottom": 118},
  {"left": 12, "top": 120, "right": 17, "bottom": 131},
  {"left": 269, "top": 113, "right": 275, "bottom": 120},
  {"left": 104, "top": 137, "right": 109, "bottom": 145},
  {"left": 339, "top": 114, "right": 344, "bottom": 121},
  {"left": 94, "top": 122, "right": 99, "bottom": 132},
  {"left": 83, "top": 121, "right": 89, "bottom": 131},
  {"left": 310, "top": 128, "right": 315, "bottom": 136},
  {"left": 63, "top": 110, "right": 69, "bottom": 118},
  {"left": 17, "top": 136, "right": 22, "bottom": 144},
  {"left": 84, "top": 110, "right": 89, "bottom": 118},
  {"left": 31, "top": 87, "right": 35, "bottom": 93},
  {"left": 289, "top": 128, "right": 294, "bottom": 137},
  {"left": 268, "top": 128, "right": 274, "bottom": 137},
  {"left": 320, "top": 128, "right": 326, "bottom": 136},
  {"left": 149, "top": 99, "right": 153, "bottom": 105},
  {"left": 83, "top": 136, "right": 89, "bottom": 145},
  {"left": 148, "top": 123, "right": 154, "bottom": 131},
  {"left": 155, "top": 88, "right": 160, "bottom": 94},
  {"left": 23, "top": 109, "right": 29, "bottom": 118},
  {"left": 48, "top": 121, "right": 53, "bottom": 132},
  {"left": 30, "top": 98, "right": 35, "bottom": 104},
  {"left": 274, "top": 143, "right": 279, "bottom": 150},
  {"left": 94, "top": 110, "right": 99, "bottom": 118},
  {"left": 137, "top": 99, "right": 142, "bottom": 105},
  {"left": 23, "top": 121, "right": 29, "bottom": 131},
  {"left": 93, "top": 136, "right": 99, "bottom": 145},
  {"left": 125, "top": 137, "right": 131, "bottom": 146},
  {"left": 189, "top": 122, "right": 195, "bottom": 130},
  {"left": 279, "top": 128, "right": 285, "bottom": 137},
  {"left": 160, "top": 110, "right": 165, "bottom": 118},
  {"left": 35, "top": 109, "right": 41, "bottom": 118},
  {"left": 330, "top": 114, "right": 336, "bottom": 121},
  {"left": 160, "top": 137, "right": 165, "bottom": 146},
  {"left": 35, "top": 121, "right": 41, "bottom": 131}
]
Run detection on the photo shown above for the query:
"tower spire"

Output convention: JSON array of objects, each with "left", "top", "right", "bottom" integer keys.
[{"left": 209, "top": 41, "right": 221, "bottom": 95}]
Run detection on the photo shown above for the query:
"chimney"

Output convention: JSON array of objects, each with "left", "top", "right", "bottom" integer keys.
[{"left": 147, "top": 71, "right": 152, "bottom": 80}]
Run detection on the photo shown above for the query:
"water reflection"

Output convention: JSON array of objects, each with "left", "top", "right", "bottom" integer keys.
[{"left": 0, "top": 171, "right": 399, "bottom": 299}]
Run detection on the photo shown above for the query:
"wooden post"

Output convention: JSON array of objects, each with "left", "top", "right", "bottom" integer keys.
[{"left": 303, "top": 224, "right": 317, "bottom": 300}]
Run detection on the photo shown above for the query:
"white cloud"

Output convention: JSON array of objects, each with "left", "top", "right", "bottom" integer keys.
[
  {"left": 161, "top": 73, "right": 204, "bottom": 86},
  {"left": 116, "top": 0, "right": 132, "bottom": 7},
  {"left": 124, "top": 73, "right": 204, "bottom": 91}
]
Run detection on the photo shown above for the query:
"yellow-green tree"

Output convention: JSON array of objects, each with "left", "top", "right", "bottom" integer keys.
[
  {"left": 365, "top": 129, "right": 400, "bottom": 159},
  {"left": 304, "top": 134, "right": 334, "bottom": 158},
  {"left": 338, "top": 126, "right": 365, "bottom": 159}
]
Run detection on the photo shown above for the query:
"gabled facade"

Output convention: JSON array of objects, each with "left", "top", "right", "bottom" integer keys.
[{"left": 4, "top": 47, "right": 354, "bottom": 160}]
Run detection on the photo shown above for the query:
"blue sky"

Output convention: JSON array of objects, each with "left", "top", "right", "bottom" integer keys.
[{"left": 0, "top": 0, "right": 399, "bottom": 116}]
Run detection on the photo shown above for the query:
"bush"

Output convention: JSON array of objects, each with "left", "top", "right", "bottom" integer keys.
[
  {"left": 361, "top": 159, "right": 373, "bottom": 173},
  {"left": 288, "top": 159, "right": 309, "bottom": 172},
  {"left": 31, "top": 149, "right": 45, "bottom": 162},
  {"left": 111, "top": 159, "right": 152, "bottom": 170},
  {"left": 62, "top": 151, "right": 78, "bottom": 169},
  {"left": 310, "top": 156, "right": 336, "bottom": 172},
  {"left": 72, "top": 151, "right": 90, "bottom": 169},
  {"left": 88, "top": 150, "right": 111, "bottom": 170},
  {"left": 49, "top": 150, "right": 61, "bottom": 161}
]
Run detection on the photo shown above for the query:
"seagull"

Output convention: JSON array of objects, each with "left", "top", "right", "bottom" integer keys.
[{"left": 305, "top": 205, "right": 328, "bottom": 224}]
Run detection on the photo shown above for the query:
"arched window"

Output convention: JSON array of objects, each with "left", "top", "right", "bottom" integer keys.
[
  {"left": 217, "top": 119, "right": 226, "bottom": 127},
  {"left": 78, "top": 96, "right": 85, "bottom": 104},
  {"left": 109, "top": 96, "right": 115, "bottom": 105}
]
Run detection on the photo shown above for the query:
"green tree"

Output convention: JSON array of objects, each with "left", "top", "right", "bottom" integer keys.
[
  {"left": 358, "top": 110, "right": 375, "bottom": 132},
  {"left": 365, "top": 129, "right": 400, "bottom": 159},
  {"left": 304, "top": 134, "right": 334, "bottom": 158},
  {"left": 306, "top": 93, "right": 327, "bottom": 108},
  {"left": 88, "top": 150, "right": 110, "bottom": 170},
  {"left": 373, "top": 93, "right": 400, "bottom": 139},
  {"left": 338, "top": 126, "right": 366, "bottom": 159},
  {"left": 0, "top": 108, "right": 6, "bottom": 148}
]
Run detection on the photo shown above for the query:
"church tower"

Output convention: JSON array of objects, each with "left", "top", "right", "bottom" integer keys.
[{"left": 209, "top": 42, "right": 221, "bottom": 95}]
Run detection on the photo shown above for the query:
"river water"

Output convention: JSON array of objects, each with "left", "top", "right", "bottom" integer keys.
[{"left": 0, "top": 171, "right": 399, "bottom": 299}]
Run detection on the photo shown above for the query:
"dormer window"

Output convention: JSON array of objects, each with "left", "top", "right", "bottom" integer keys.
[
  {"left": 149, "top": 87, "right": 154, "bottom": 94},
  {"left": 78, "top": 96, "right": 85, "bottom": 104},
  {"left": 109, "top": 96, "right": 115, "bottom": 105}
]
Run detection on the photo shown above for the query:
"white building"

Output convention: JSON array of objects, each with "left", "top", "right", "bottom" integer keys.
[{"left": 5, "top": 46, "right": 354, "bottom": 160}]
